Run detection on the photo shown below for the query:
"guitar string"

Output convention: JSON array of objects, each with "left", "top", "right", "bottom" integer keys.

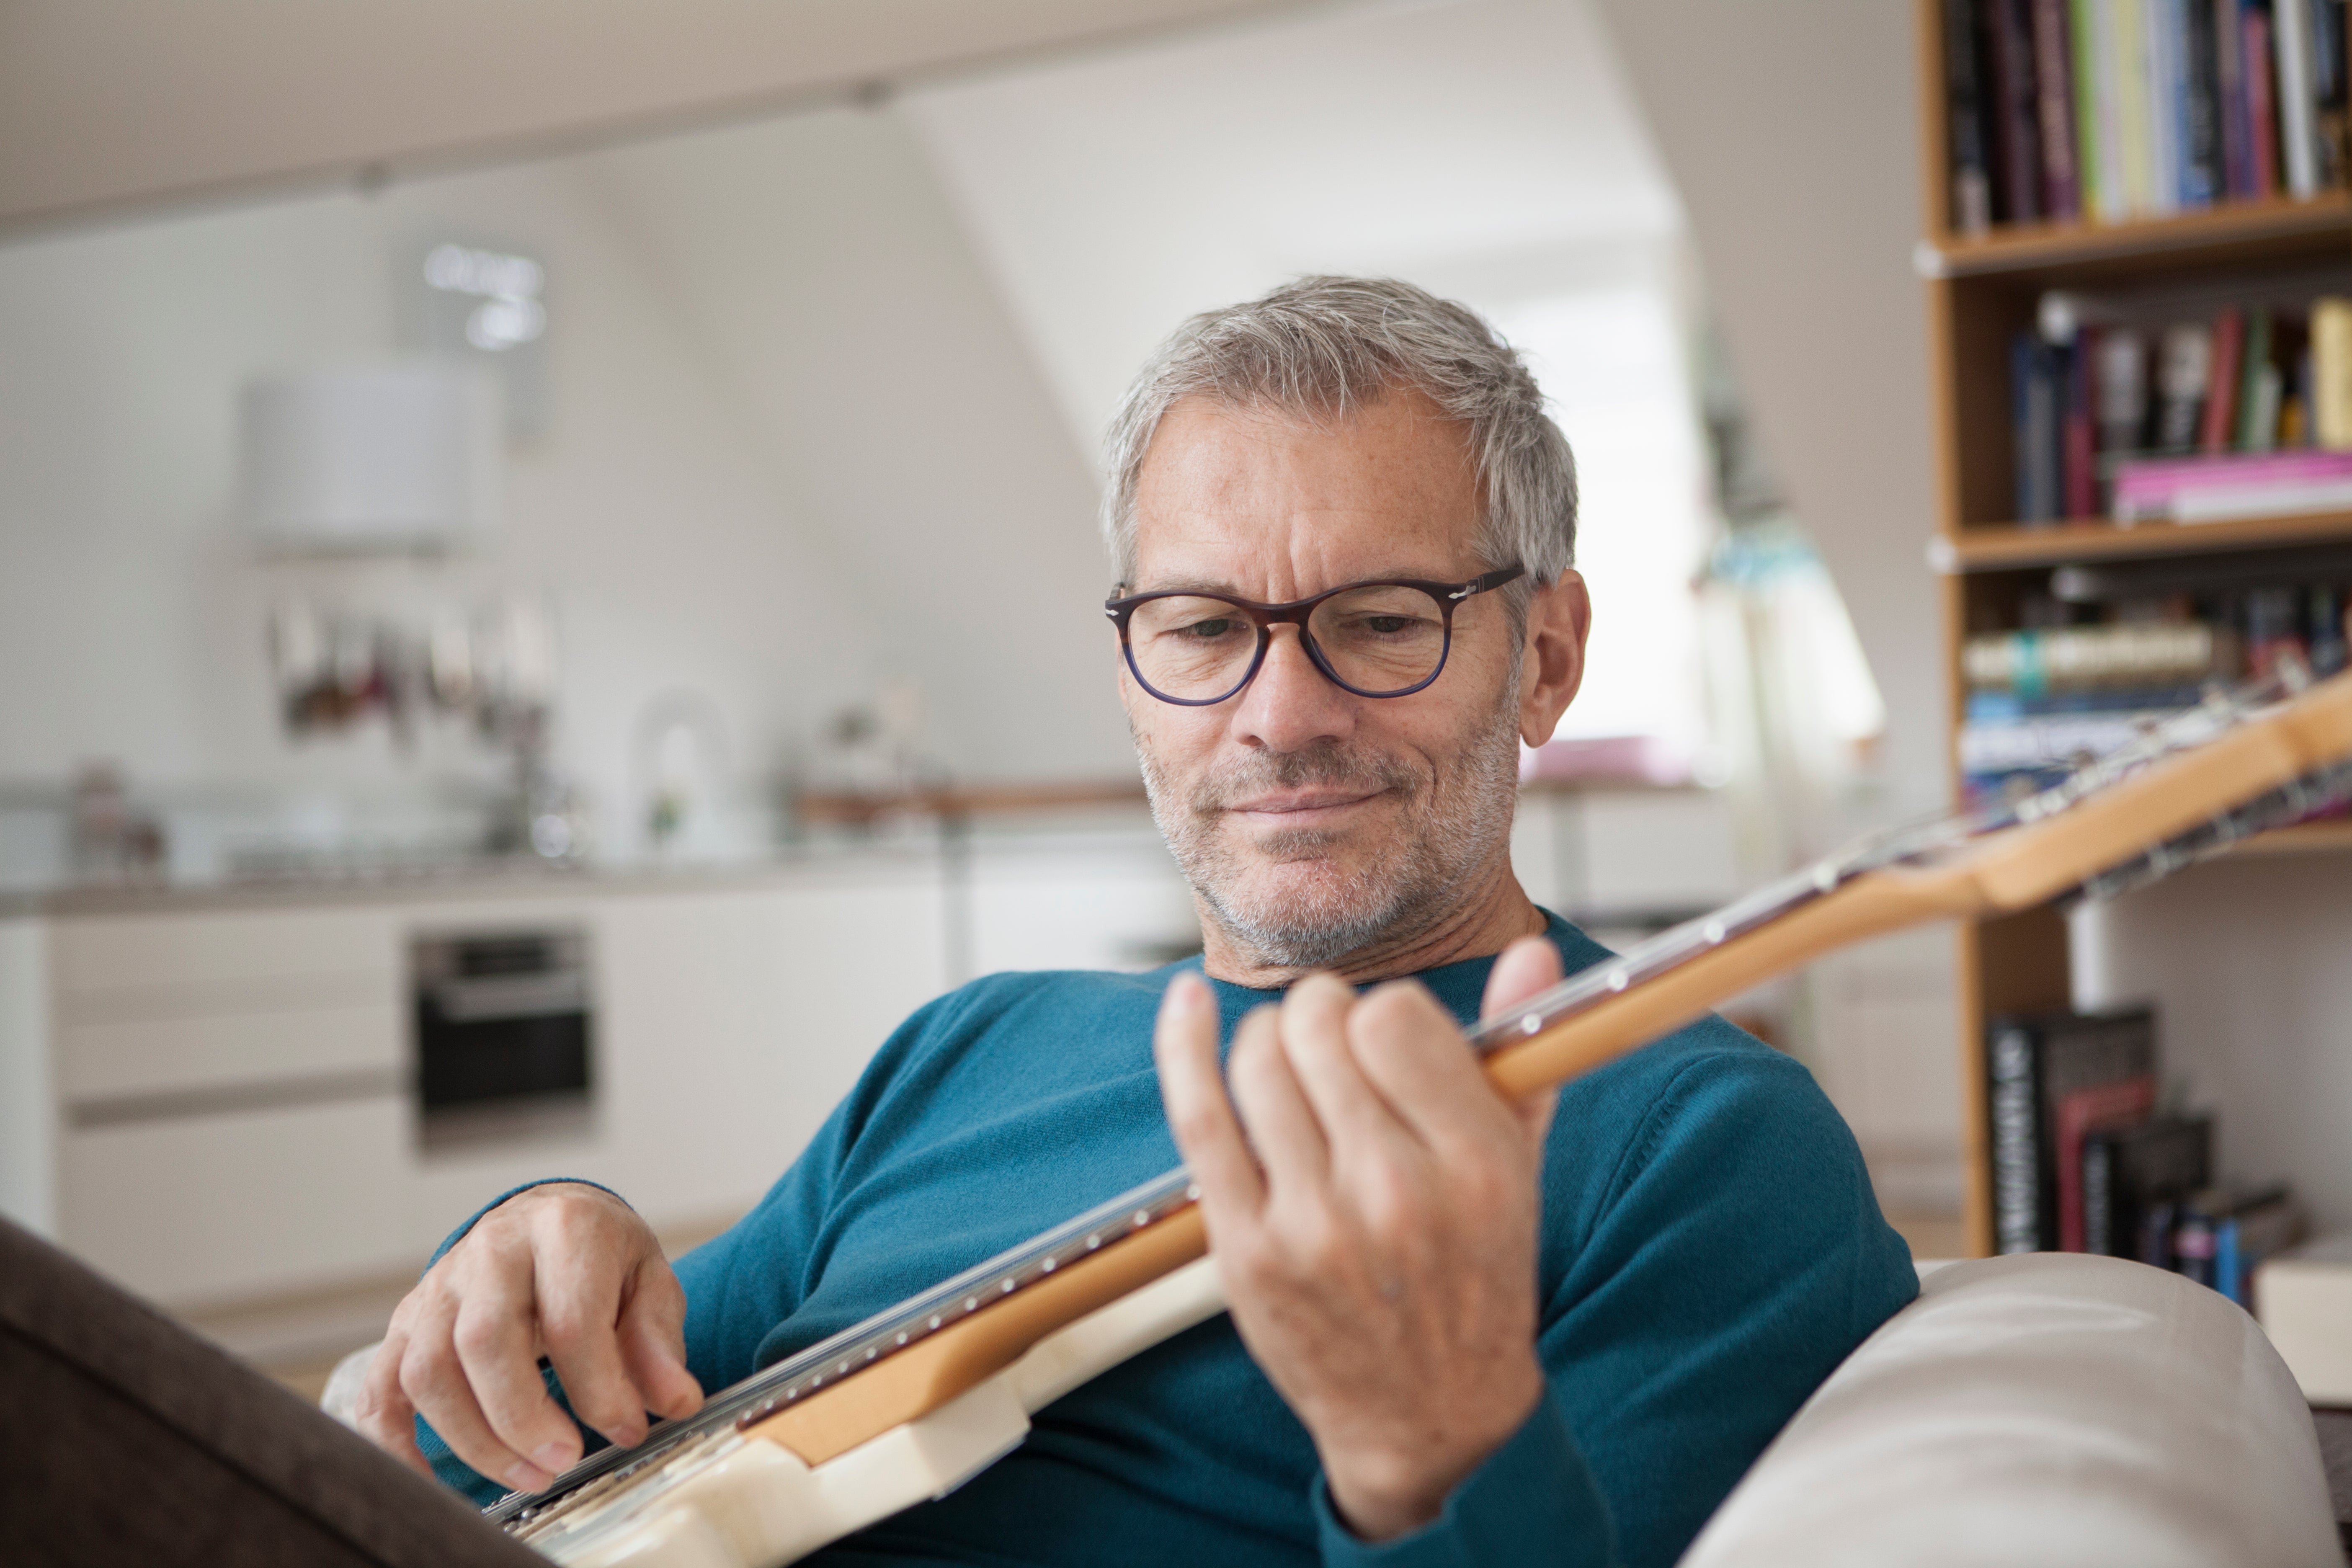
[{"left": 489, "top": 661, "right": 2325, "bottom": 1533}]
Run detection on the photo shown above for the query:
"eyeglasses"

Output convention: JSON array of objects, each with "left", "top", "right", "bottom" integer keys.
[{"left": 1104, "top": 566, "right": 1524, "bottom": 706}]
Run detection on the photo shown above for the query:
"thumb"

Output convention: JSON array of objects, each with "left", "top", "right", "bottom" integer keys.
[{"left": 616, "top": 1259, "right": 704, "bottom": 1423}]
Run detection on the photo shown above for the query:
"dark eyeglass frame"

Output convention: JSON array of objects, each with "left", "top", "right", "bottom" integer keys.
[{"left": 1104, "top": 565, "right": 1525, "bottom": 706}]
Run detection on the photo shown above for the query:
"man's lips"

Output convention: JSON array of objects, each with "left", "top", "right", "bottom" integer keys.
[{"left": 1222, "top": 787, "right": 1386, "bottom": 821}]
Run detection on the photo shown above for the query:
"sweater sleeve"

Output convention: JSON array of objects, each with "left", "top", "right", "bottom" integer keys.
[
  {"left": 1313, "top": 1034, "right": 1916, "bottom": 1568},
  {"left": 415, "top": 995, "right": 965, "bottom": 1505}
]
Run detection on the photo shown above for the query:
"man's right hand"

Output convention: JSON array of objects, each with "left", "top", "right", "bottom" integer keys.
[{"left": 354, "top": 1182, "right": 704, "bottom": 1494}]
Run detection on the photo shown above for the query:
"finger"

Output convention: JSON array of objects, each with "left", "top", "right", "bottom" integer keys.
[
  {"left": 448, "top": 1269, "right": 584, "bottom": 1483},
  {"left": 1347, "top": 980, "right": 1522, "bottom": 1158},
  {"left": 399, "top": 1295, "right": 551, "bottom": 1493},
  {"left": 1483, "top": 937, "right": 1568, "bottom": 1151},
  {"left": 354, "top": 1327, "right": 433, "bottom": 1476},
  {"left": 536, "top": 1248, "right": 657, "bottom": 1450},
  {"left": 1155, "top": 972, "right": 1265, "bottom": 1219},
  {"left": 1277, "top": 973, "right": 1413, "bottom": 1161},
  {"left": 1226, "top": 1001, "right": 1332, "bottom": 1199},
  {"left": 1480, "top": 934, "right": 1565, "bottom": 1020},
  {"left": 617, "top": 1258, "right": 705, "bottom": 1424}
]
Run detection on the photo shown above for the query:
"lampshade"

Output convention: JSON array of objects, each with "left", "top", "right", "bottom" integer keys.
[{"left": 242, "top": 361, "right": 502, "bottom": 553}]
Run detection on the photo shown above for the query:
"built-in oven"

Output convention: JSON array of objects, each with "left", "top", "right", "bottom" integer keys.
[{"left": 410, "top": 926, "right": 593, "bottom": 1147}]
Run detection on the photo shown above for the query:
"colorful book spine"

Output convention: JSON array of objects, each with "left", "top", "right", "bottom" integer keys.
[
  {"left": 2277, "top": 0, "right": 2321, "bottom": 194},
  {"left": 1992, "top": 0, "right": 2050, "bottom": 219},
  {"left": 2112, "top": 446, "right": 2352, "bottom": 520},
  {"left": 2036, "top": 0, "right": 2086, "bottom": 213},
  {"left": 1950, "top": 0, "right": 1997, "bottom": 232},
  {"left": 2311, "top": 296, "right": 2352, "bottom": 447},
  {"left": 2201, "top": 306, "right": 2246, "bottom": 449},
  {"left": 2216, "top": 0, "right": 2253, "bottom": 194},
  {"left": 1964, "top": 621, "right": 2229, "bottom": 691},
  {"left": 2250, "top": 6, "right": 2282, "bottom": 195}
]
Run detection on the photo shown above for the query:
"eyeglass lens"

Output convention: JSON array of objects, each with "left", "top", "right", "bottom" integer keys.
[{"left": 1126, "top": 584, "right": 1449, "bottom": 701}]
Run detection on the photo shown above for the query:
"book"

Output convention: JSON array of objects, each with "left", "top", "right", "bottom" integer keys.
[
  {"left": 2255, "top": 1230, "right": 2352, "bottom": 1401},
  {"left": 1965, "top": 683, "right": 2211, "bottom": 717},
  {"left": 1986, "top": 1008, "right": 2159, "bottom": 1253},
  {"left": 2216, "top": 0, "right": 2253, "bottom": 195},
  {"left": 2236, "top": 307, "right": 2275, "bottom": 448},
  {"left": 2111, "top": 447, "right": 2352, "bottom": 520},
  {"left": 2118, "top": 0, "right": 2160, "bottom": 211},
  {"left": 2066, "top": 325, "right": 2100, "bottom": 514},
  {"left": 2084, "top": 0, "right": 2134, "bottom": 217},
  {"left": 2313, "top": 296, "right": 2352, "bottom": 447},
  {"left": 1959, "top": 709, "right": 2175, "bottom": 771},
  {"left": 2183, "top": 0, "right": 2227, "bottom": 202},
  {"left": 2081, "top": 1113, "right": 2211, "bottom": 1257},
  {"left": 2014, "top": 330, "right": 2066, "bottom": 521},
  {"left": 2249, "top": 4, "right": 2282, "bottom": 195},
  {"left": 1949, "top": 0, "right": 1998, "bottom": 232},
  {"left": 2154, "top": 320, "right": 2213, "bottom": 450},
  {"left": 2316, "top": 0, "right": 2348, "bottom": 188},
  {"left": 2148, "top": 0, "right": 2188, "bottom": 210},
  {"left": 2035, "top": 0, "right": 2086, "bottom": 213},
  {"left": 2176, "top": 1185, "right": 2306, "bottom": 1302},
  {"left": 1991, "top": 0, "right": 2049, "bottom": 220},
  {"left": 2096, "top": 327, "right": 2150, "bottom": 456},
  {"left": 1964, "top": 621, "right": 2233, "bottom": 690},
  {"left": 2200, "top": 306, "right": 2246, "bottom": 450},
  {"left": 2055, "top": 1069, "right": 2158, "bottom": 1250},
  {"left": 2277, "top": 0, "right": 2321, "bottom": 195}
]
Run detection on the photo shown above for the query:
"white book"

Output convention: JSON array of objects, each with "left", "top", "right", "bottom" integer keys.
[
  {"left": 2257, "top": 1232, "right": 2352, "bottom": 1403},
  {"left": 2146, "top": 0, "right": 2184, "bottom": 214},
  {"left": 2085, "top": 0, "right": 2132, "bottom": 221},
  {"left": 2276, "top": 0, "right": 2321, "bottom": 197}
]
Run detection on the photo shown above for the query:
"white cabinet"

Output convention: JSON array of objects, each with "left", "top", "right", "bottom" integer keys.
[{"left": 7, "top": 862, "right": 952, "bottom": 1312}]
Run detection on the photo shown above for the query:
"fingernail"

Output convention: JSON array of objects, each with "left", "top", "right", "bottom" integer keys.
[
  {"left": 505, "top": 1460, "right": 554, "bottom": 1493},
  {"left": 532, "top": 1442, "right": 577, "bottom": 1473},
  {"left": 608, "top": 1423, "right": 647, "bottom": 1449}
]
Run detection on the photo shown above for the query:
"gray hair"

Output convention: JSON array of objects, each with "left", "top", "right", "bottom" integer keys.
[{"left": 1101, "top": 275, "right": 1577, "bottom": 593}]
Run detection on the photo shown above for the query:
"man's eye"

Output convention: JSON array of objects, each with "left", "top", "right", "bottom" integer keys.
[
  {"left": 1179, "top": 618, "right": 1239, "bottom": 641},
  {"left": 1363, "top": 616, "right": 1417, "bottom": 635}
]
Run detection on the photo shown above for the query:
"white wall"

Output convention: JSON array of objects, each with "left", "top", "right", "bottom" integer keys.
[
  {"left": 0, "top": 918, "right": 54, "bottom": 1236},
  {"left": 0, "top": 103, "right": 1140, "bottom": 868},
  {"left": 1591, "top": 0, "right": 1963, "bottom": 1209},
  {"left": 2074, "top": 855, "right": 2352, "bottom": 1231}
]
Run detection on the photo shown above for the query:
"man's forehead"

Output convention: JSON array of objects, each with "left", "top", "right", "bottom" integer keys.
[{"left": 1130, "top": 392, "right": 1483, "bottom": 584}]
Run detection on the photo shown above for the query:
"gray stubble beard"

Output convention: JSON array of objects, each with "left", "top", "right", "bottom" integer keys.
[{"left": 1135, "top": 679, "right": 1525, "bottom": 972}]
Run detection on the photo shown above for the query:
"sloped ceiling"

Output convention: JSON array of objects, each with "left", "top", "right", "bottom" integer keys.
[{"left": 0, "top": 0, "right": 1312, "bottom": 235}]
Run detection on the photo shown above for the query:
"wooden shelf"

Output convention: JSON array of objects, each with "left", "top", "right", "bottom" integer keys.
[
  {"left": 2226, "top": 818, "right": 2352, "bottom": 857},
  {"left": 1921, "top": 193, "right": 2352, "bottom": 280},
  {"left": 1937, "top": 509, "right": 2352, "bottom": 572}
]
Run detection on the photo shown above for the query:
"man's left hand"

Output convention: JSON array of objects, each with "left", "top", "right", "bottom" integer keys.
[{"left": 1154, "top": 935, "right": 1564, "bottom": 1542}]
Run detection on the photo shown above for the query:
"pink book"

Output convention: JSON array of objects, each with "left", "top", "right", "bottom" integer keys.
[
  {"left": 2055, "top": 1076, "right": 2157, "bottom": 1252},
  {"left": 2112, "top": 449, "right": 2352, "bottom": 522}
]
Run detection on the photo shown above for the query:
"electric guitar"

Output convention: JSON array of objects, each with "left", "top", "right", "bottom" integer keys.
[{"left": 485, "top": 660, "right": 2352, "bottom": 1568}]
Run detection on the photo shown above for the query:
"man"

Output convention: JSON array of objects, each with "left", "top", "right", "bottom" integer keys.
[{"left": 357, "top": 276, "right": 1917, "bottom": 1567}]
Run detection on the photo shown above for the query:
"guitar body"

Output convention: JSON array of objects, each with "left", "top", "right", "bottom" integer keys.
[{"left": 529, "top": 1260, "right": 1229, "bottom": 1568}]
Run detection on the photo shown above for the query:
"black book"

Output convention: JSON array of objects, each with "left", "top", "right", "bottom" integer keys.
[
  {"left": 1987, "top": 1007, "right": 2160, "bottom": 1254},
  {"left": 2013, "top": 331, "right": 2064, "bottom": 523},
  {"left": 2185, "top": 0, "right": 2226, "bottom": 206},
  {"left": 1985, "top": 0, "right": 2045, "bottom": 223},
  {"left": 1947, "top": 0, "right": 1996, "bottom": 233},
  {"left": 2082, "top": 1114, "right": 2212, "bottom": 1260}
]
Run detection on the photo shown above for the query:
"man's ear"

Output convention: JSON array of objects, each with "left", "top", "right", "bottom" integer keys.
[{"left": 1517, "top": 570, "right": 1591, "bottom": 748}]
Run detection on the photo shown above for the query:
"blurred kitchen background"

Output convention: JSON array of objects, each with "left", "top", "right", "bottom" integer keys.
[{"left": 0, "top": 0, "right": 1955, "bottom": 1391}]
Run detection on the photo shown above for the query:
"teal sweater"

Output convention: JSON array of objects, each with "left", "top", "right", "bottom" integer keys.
[{"left": 425, "top": 915, "right": 1917, "bottom": 1567}]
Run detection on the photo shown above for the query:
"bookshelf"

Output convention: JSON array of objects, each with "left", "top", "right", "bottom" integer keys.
[{"left": 1914, "top": 0, "right": 2352, "bottom": 1256}]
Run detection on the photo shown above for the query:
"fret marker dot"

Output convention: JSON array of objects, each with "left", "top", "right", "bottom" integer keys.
[
  {"left": 1133, "top": 1210, "right": 1149, "bottom": 1227},
  {"left": 1186, "top": 1183, "right": 1201, "bottom": 1200},
  {"left": 865, "top": 1348, "right": 877, "bottom": 1359},
  {"left": 1087, "top": 1235, "right": 1101, "bottom": 1249},
  {"left": 1520, "top": 1013, "right": 1541, "bottom": 1035},
  {"left": 966, "top": 1297, "right": 979, "bottom": 1310},
  {"left": 838, "top": 1361, "right": 848, "bottom": 1374},
  {"left": 1001, "top": 1279, "right": 1016, "bottom": 1293},
  {"left": 1702, "top": 920, "right": 1725, "bottom": 944},
  {"left": 929, "top": 1316, "right": 941, "bottom": 1329},
  {"left": 1042, "top": 1257, "right": 1056, "bottom": 1272},
  {"left": 896, "top": 1333, "right": 908, "bottom": 1344},
  {"left": 1606, "top": 968, "right": 1628, "bottom": 992}
]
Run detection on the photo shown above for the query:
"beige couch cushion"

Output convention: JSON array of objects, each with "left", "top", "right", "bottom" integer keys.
[{"left": 1680, "top": 1252, "right": 2337, "bottom": 1567}]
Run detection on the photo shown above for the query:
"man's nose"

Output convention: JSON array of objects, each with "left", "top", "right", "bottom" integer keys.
[{"left": 1231, "top": 625, "right": 1356, "bottom": 752}]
